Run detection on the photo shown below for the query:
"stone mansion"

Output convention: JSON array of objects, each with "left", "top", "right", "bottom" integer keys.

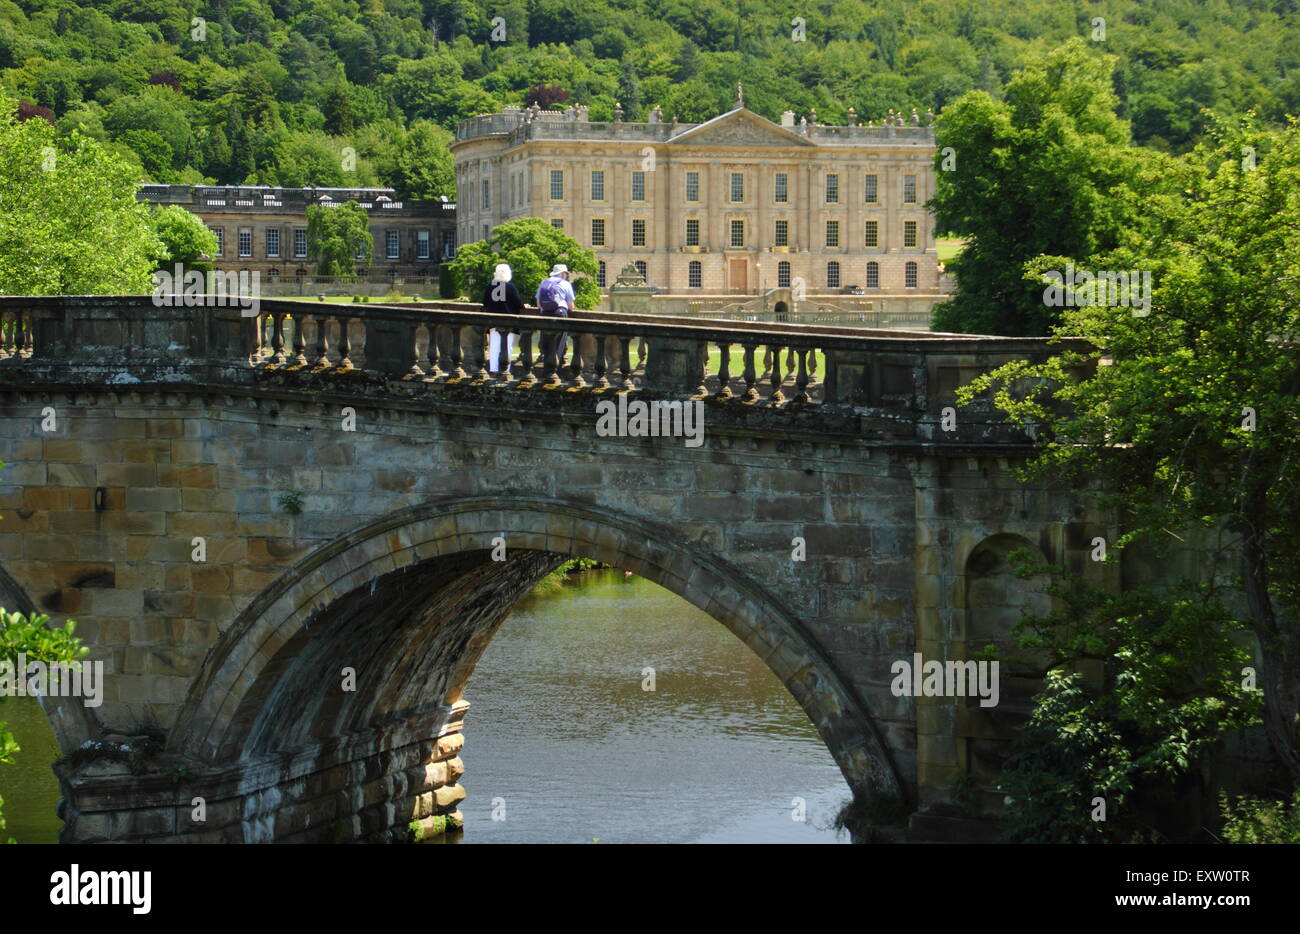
[{"left": 451, "top": 89, "right": 944, "bottom": 298}]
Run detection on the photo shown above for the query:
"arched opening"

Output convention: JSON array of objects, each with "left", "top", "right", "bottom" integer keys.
[
  {"left": 956, "top": 534, "right": 1051, "bottom": 818},
  {"left": 774, "top": 300, "right": 789, "bottom": 322},
  {"left": 0, "top": 566, "right": 64, "bottom": 843},
  {"left": 165, "top": 497, "right": 902, "bottom": 842}
]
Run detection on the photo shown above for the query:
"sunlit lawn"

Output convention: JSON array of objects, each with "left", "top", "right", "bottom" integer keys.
[{"left": 936, "top": 237, "right": 966, "bottom": 265}]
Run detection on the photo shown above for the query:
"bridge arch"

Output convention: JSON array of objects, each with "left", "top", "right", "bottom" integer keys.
[
  {"left": 171, "top": 495, "right": 906, "bottom": 811},
  {"left": 0, "top": 564, "right": 99, "bottom": 754}
]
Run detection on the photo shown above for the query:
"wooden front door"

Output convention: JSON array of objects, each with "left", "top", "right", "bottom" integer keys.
[{"left": 729, "top": 259, "right": 747, "bottom": 292}]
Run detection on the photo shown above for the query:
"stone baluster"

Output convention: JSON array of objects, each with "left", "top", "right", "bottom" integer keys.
[
  {"left": 741, "top": 344, "right": 759, "bottom": 401},
  {"left": 337, "top": 315, "right": 354, "bottom": 369},
  {"left": 794, "top": 347, "right": 811, "bottom": 403},
  {"left": 541, "top": 323, "right": 559, "bottom": 386},
  {"left": 406, "top": 321, "right": 425, "bottom": 379},
  {"left": 0, "top": 313, "right": 9, "bottom": 359},
  {"left": 15, "top": 312, "right": 32, "bottom": 358},
  {"left": 313, "top": 313, "right": 331, "bottom": 367},
  {"left": 517, "top": 329, "right": 536, "bottom": 387},
  {"left": 715, "top": 340, "right": 733, "bottom": 399},
  {"left": 786, "top": 345, "right": 796, "bottom": 372},
  {"left": 618, "top": 336, "right": 635, "bottom": 389},
  {"left": 593, "top": 334, "right": 610, "bottom": 389},
  {"left": 567, "top": 327, "right": 586, "bottom": 387},
  {"left": 469, "top": 326, "right": 488, "bottom": 382},
  {"left": 768, "top": 343, "right": 785, "bottom": 404},
  {"left": 425, "top": 324, "right": 443, "bottom": 379},
  {"left": 292, "top": 314, "right": 308, "bottom": 366},
  {"left": 271, "top": 312, "right": 288, "bottom": 365},
  {"left": 448, "top": 326, "right": 466, "bottom": 379}
]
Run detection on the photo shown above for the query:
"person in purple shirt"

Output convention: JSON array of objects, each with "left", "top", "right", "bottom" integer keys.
[{"left": 535, "top": 263, "right": 575, "bottom": 372}]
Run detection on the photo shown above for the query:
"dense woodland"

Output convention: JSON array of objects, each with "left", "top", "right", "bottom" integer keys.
[{"left": 1, "top": 0, "right": 1299, "bottom": 196}]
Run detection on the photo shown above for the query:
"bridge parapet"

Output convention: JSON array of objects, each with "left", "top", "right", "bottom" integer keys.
[{"left": 0, "top": 296, "right": 1089, "bottom": 448}]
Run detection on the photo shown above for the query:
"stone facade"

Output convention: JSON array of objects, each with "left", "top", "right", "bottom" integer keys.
[
  {"left": 451, "top": 97, "right": 944, "bottom": 302},
  {"left": 1, "top": 296, "right": 1122, "bottom": 843},
  {"left": 137, "top": 184, "right": 458, "bottom": 278}
]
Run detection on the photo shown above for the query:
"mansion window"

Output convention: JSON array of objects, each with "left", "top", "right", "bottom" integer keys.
[
  {"left": 864, "top": 174, "right": 878, "bottom": 204},
  {"left": 826, "top": 173, "right": 839, "bottom": 203},
  {"left": 729, "top": 172, "right": 744, "bottom": 203},
  {"left": 591, "top": 218, "right": 606, "bottom": 247},
  {"left": 265, "top": 228, "right": 279, "bottom": 258},
  {"left": 549, "top": 170, "right": 564, "bottom": 201},
  {"left": 591, "top": 170, "right": 605, "bottom": 201},
  {"left": 386, "top": 230, "right": 399, "bottom": 259},
  {"left": 777, "top": 261, "right": 791, "bottom": 288},
  {"left": 904, "top": 220, "right": 918, "bottom": 248},
  {"left": 238, "top": 228, "right": 252, "bottom": 258},
  {"left": 826, "top": 220, "right": 839, "bottom": 248},
  {"left": 774, "top": 172, "right": 788, "bottom": 203},
  {"left": 685, "top": 218, "right": 700, "bottom": 247},
  {"left": 729, "top": 219, "right": 745, "bottom": 248},
  {"left": 774, "top": 219, "right": 788, "bottom": 247},
  {"left": 865, "top": 220, "right": 879, "bottom": 248},
  {"left": 827, "top": 261, "right": 841, "bottom": 289},
  {"left": 631, "top": 170, "right": 646, "bottom": 202},
  {"left": 688, "top": 261, "right": 702, "bottom": 289},
  {"left": 597, "top": 260, "right": 606, "bottom": 287},
  {"left": 905, "top": 261, "right": 918, "bottom": 288},
  {"left": 417, "top": 230, "right": 430, "bottom": 260},
  {"left": 685, "top": 171, "right": 700, "bottom": 202},
  {"left": 631, "top": 218, "right": 647, "bottom": 246},
  {"left": 482, "top": 179, "right": 490, "bottom": 211},
  {"left": 293, "top": 229, "right": 307, "bottom": 258},
  {"left": 550, "top": 218, "right": 564, "bottom": 230},
  {"left": 634, "top": 260, "right": 647, "bottom": 280},
  {"left": 442, "top": 229, "right": 457, "bottom": 258},
  {"left": 210, "top": 227, "right": 224, "bottom": 256},
  {"left": 866, "top": 261, "right": 879, "bottom": 289},
  {"left": 904, "top": 174, "right": 917, "bottom": 203}
]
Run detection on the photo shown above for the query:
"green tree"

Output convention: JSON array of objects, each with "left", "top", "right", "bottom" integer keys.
[
  {"left": 930, "top": 40, "right": 1144, "bottom": 336},
  {"left": 0, "top": 90, "right": 161, "bottom": 294},
  {"left": 148, "top": 203, "right": 218, "bottom": 275},
  {"left": 447, "top": 217, "right": 599, "bottom": 309},
  {"left": 305, "top": 200, "right": 371, "bottom": 275},
  {"left": 959, "top": 117, "right": 1300, "bottom": 788}
]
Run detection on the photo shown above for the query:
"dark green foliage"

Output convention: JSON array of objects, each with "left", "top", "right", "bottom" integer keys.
[{"left": 2, "top": 0, "right": 1294, "bottom": 195}]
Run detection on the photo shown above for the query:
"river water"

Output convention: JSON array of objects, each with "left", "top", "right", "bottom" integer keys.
[{"left": 1, "top": 569, "right": 851, "bottom": 844}]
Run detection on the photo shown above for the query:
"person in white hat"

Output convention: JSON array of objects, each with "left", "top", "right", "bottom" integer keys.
[
  {"left": 482, "top": 262, "right": 522, "bottom": 375},
  {"left": 534, "top": 263, "right": 576, "bottom": 373}
]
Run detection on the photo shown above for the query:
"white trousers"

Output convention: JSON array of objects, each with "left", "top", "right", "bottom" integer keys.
[{"left": 488, "top": 329, "right": 519, "bottom": 372}]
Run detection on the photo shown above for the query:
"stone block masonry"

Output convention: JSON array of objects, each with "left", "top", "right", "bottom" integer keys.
[{"left": 0, "top": 296, "right": 1113, "bottom": 842}]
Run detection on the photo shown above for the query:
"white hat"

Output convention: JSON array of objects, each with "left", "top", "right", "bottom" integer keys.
[{"left": 549, "top": 264, "right": 569, "bottom": 276}]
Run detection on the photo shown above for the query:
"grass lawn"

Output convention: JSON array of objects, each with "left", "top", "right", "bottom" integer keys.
[{"left": 936, "top": 237, "right": 967, "bottom": 265}]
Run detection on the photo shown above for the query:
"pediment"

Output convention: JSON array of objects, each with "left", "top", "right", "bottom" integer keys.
[{"left": 668, "top": 108, "right": 815, "bottom": 148}]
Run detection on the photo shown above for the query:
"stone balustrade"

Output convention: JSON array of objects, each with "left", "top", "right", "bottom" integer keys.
[{"left": 0, "top": 296, "right": 1088, "bottom": 447}]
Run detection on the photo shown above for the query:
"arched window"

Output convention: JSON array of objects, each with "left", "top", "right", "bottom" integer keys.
[
  {"left": 688, "top": 261, "right": 702, "bottom": 289},
  {"left": 866, "top": 262, "right": 879, "bottom": 289},
  {"left": 905, "top": 261, "right": 918, "bottom": 289},
  {"left": 777, "top": 261, "right": 790, "bottom": 288},
  {"left": 826, "top": 261, "right": 840, "bottom": 289}
]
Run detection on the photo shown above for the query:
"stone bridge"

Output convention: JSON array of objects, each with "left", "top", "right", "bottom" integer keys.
[{"left": 0, "top": 296, "right": 1112, "bottom": 843}]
